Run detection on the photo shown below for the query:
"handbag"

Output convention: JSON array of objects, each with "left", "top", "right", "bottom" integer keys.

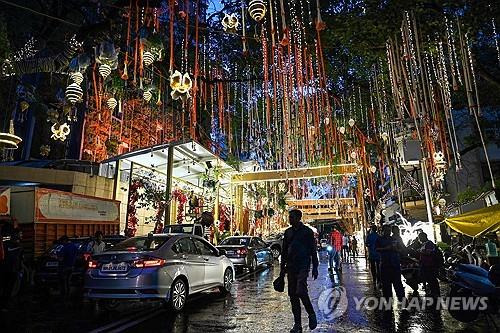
[{"left": 273, "top": 274, "right": 285, "bottom": 292}]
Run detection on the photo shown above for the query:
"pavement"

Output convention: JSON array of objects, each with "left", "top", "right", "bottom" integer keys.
[{"left": 2, "top": 252, "right": 498, "bottom": 332}]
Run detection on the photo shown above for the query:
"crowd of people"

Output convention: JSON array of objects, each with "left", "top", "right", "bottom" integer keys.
[{"left": 365, "top": 224, "right": 442, "bottom": 300}]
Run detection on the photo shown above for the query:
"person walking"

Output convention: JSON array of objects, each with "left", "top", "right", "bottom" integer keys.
[
  {"left": 342, "top": 234, "right": 350, "bottom": 262},
  {"left": 280, "top": 209, "right": 319, "bottom": 333},
  {"left": 58, "top": 236, "right": 78, "bottom": 298},
  {"left": 376, "top": 225, "right": 405, "bottom": 301},
  {"left": 418, "top": 232, "right": 441, "bottom": 297},
  {"left": 351, "top": 236, "right": 358, "bottom": 258},
  {"left": 0, "top": 228, "right": 23, "bottom": 311},
  {"left": 365, "top": 225, "right": 381, "bottom": 288},
  {"left": 88, "top": 231, "right": 105, "bottom": 255}
]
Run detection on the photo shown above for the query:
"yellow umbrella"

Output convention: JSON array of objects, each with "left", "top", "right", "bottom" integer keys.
[{"left": 445, "top": 204, "right": 500, "bottom": 238}]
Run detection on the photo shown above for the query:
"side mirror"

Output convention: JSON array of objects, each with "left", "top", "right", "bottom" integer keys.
[{"left": 218, "top": 249, "right": 226, "bottom": 256}]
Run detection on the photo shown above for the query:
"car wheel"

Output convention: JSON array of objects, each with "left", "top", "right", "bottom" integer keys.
[
  {"left": 271, "top": 246, "right": 281, "bottom": 259},
  {"left": 249, "top": 256, "right": 257, "bottom": 272},
  {"left": 219, "top": 268, "right": 233, "bottom": 295},
  {"left": 169, "top": 278, "right": 188, "bottom": 312}
]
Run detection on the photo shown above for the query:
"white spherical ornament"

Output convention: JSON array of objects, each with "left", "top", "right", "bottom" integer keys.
[
  {"left": 70, "top": 72, "right": 84, "bottom": 85},
  {"left": 248, "top": 0, "right": 266, "bottom": 22},
  {"left": 99, "top": 64, "right": 112, "bottom": 80},
  {"left": 348, "top": 118, "right": 355, "bottom": 127},
  {"left": 107, "top": 97, "right": 117, "bottom": 110},
  {"left": 381, "top": 132, "right": 389, "bottom": 141},
  {"left": 65, "top": 83, "right": 83, "bottom": 103},
  {"left": 143, "top": 51, "right": 155, "bottom": 66},
  {"left": 370, "top": 165, "right": 377, "bottom": 173},
  {"left": 143, "top": 90, "right": 152, "bottom": 102},
  {"left": 350, "top": 151, "right": 357, "bottom": 159},
  {"left": 339, "top": 126, "right": 345, "bottom": 134}
]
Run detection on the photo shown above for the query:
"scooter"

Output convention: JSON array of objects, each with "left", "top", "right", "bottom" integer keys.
[{"left": 448, "top": 263, "right": 500, "bottom": 323}]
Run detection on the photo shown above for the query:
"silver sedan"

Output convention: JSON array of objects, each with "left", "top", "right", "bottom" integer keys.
[{"left": 84, "top": 234, "right": 234, "bottom": 311}]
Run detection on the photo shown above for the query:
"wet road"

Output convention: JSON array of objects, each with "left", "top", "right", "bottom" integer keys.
[{"left": 3, "top": 253, "right": 498, "bottom": 332}]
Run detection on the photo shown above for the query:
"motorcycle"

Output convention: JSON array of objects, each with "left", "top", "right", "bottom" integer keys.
[{"left": 447, "top": 263, "right": 500, "bottom": 323}]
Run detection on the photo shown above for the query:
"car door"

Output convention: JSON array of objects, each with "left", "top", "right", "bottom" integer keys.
[
  {"left": 172, "top": 237, "right": 205, "bottom": 291},
  {"left": 192, "top": 238, "right": 221, "bottom": 286},
  {"left": 250, "top": 237, "right": 264, "bottom": 264}
]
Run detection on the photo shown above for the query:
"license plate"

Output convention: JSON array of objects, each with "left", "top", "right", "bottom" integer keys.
[
  {"left": 225, "top": 250, "right": 234, "bottom": 255},
  {"left": 101, "top": 262, "right": 128, "bottom": 272},
  {"left": 46, "top": 261, "right": 59, "bottom": 267}
]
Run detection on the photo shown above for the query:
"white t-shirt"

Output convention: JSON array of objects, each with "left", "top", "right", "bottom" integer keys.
[
  {"left": 89, "top": 241, "right": 105, "bottom": 255},
  {"left": 342, "top": 236, "right": 349, "bottom": 246}
]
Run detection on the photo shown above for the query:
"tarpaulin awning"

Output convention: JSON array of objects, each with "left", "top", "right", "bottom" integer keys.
[{"left": 445, "top": 204, "right": 500, "bottom": 238}]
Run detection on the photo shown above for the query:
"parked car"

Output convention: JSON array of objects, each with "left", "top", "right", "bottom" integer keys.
[
  {"left": 217, "top": 236, "right": 273, "bottom": 272},
  {"left": 84, "top": 234, "right": 234, "bottom": 311},
  {"left": 264, "top": 233, "right": 283, "bottom": 259},
  {"left": 163, "top": 224, "right": 204, "bottom": 237},
  {"left": 35, "top": 235, "right": 126, "bottom": 287}
]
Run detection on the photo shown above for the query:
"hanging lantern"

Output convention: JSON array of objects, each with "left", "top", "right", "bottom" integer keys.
[
  {"left": 51, "top": 122, "right": 71, "bottom": 141},
  {"left": 143, "top": 90, "right": 152, "bottom": 102},
  {"left": 222, "top": 13, "right": 239, "bottom": 33},
  {"left": 143, "top": 51, "right": 155, "bottom": 66},
  {"left": 107, "top": 97, "right": 117, "bottom": 110},
  {"left": 99, "top": 64, "right": 112, "bottom": 80},
  {"left": 65, "top": 83, "right": 83, "bottom": 103},
  {"left": 339, "top": 126, "right": 346, "bottom": 134},
  {"left": 70, "top": 72, "right": 84, "bottom": 85},
  {"left": 348, "top": 118, "right": 355, "bottom": 127},
  {"left": 248, "top": 0, "right": 266, "bottom": 22},
  {"left": 0, "top": 120, "right": 22, "bottom": 150}
]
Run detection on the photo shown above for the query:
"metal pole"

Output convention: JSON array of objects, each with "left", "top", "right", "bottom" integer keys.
[
  {"left": 124, "top": 161, "right": 134, "bottom": 234},
  {"left": 421, "top": 158, "right": 434, "bottom": 226},
  {"left": 164, "top": 145, "right": 174, "bottom": 225},
  {"left": 112, "top": 160, "right": 121, "bottom": 200}
]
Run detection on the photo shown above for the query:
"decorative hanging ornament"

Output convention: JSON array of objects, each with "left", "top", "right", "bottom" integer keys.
[
  {"left": 170, "top": 70, "right": 193, "bottom": 101},
  {"left": 222, "top": 13, "right": 239, "bottom": 33},
  {"left": 0, "top": 120, "right": 22, "bottom": 150},
  {"left": 348, "top": 118, "right": 355, "bottom": 127},
  {"left": 20, "top": 101, "right": 29, "bottom": 112},
  {"left": 143, "top": 51, "right": 155, "bottom": 66},
  {"left": 381, "top": 132, "right": 389, "bottom": 142},
  {"left": 370, "top": 165, "right": 377, "bottom": 173},
  {"left": 98, "top": 64, "right": 112, "bottom": 80},
  {"left": 40, "top": 144, "right": 51, "bottom": 157},
  {"left": 324, "top": 117, "right": 330, "bottom": 125},
  {"left": 143, "top": 90, "right": 152, "bottom": 102},
  {"left": 107, "top": 97, "right": 117, "bottom": 110},
  {"left": 350, "top": 151, "right": 357, "bottom": 159},
  {"left": 65, "top": 83, "right": 83, "bottom": 103},
  {"left": 51, "top": 122, "right": 71, "bottom": 141},
  {"left": 248, "top": 0, "right": 266, "bottom": 22},
  {"left": 339, "top": 126, "right": 346, "bottom": 134},
  {"left": 70, "top": 72, "right": 84, "bottom": 85}
]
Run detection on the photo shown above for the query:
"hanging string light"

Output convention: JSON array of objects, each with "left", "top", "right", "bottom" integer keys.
[{"left": 65, "top": 83, "right": 83, "bottom": 103}]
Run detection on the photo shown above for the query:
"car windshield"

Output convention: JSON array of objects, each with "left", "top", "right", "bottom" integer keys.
[
  {"left": 110, "top": 236, "right": 171, "bottom": 252},
  {"left": 164, "top": 225, "right": 193, "bottom": 234},
  {"left": 220, "top": 237, "right": 250, "bottom": 246},
  {"left": 48, "top": 240, "right": 88, "bottom": 256}
]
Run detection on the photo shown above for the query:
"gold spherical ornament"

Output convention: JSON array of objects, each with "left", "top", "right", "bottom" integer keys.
[
  {"left": 98, "top": 64, "right": 112, "bottom": 80},
  {"left": 248, "top": 0, "right": 267, "bottom": 22},
  {"left": 70, "top": 72, "right": 84, "bottom": 85},
  {"left": 143, "top": 51, "right": 155, "bottom": 66},
  {"left": 65, "top": 83, "right": 83, "bottom": 103},
  {"left": 107, "top": 97, "right": 117, "bottom": 110}
]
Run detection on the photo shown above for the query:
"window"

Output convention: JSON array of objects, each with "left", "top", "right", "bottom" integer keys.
[
  {"left": 110, "top": 236, "right": 171, "bottom": 252},
  {"left": 220, "top": 237, "right": 250, "bottom": 246},
  {"left": 192, "top": 238, "right": 217, "bottom": 256},
  {"left": 172, "top": 237, "right": 197, "bottom": 255}
]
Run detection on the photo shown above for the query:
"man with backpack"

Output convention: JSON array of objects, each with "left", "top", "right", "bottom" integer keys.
[{"left": 418, "top": 232, "right": 441, "bottom": 297}]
